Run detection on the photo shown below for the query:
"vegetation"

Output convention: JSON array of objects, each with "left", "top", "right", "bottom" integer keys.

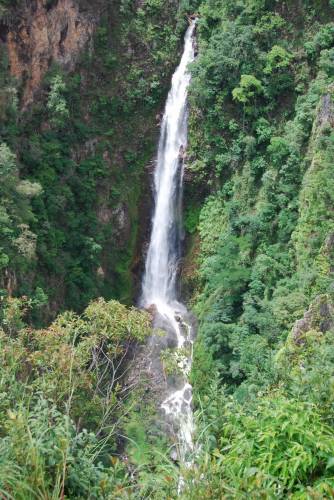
[
  {"left": 183, "top": 0, "right": 334, "bottom": 496},
  {"left": 0, "top": 0, "right": 193, "bottom": 318},
  {"left": 1, "top": 0, "right": 334, "bottom": 497},
  {"left": 0, "top": 295, "right": 158, "bottom": 498}
]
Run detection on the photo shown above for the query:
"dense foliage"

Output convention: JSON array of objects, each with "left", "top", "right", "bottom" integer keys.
[
  {"left": 184, "top": 0, "right": 334, "bottom": 496},
  {"left": 0, "top": 0, "right": 192, "bottom": 318},
  {"left": 1, "top": 0, "right": 334, "bottom": 497},
  {"left": 0, "top": 295, "right": 159, "bottom": 498}
]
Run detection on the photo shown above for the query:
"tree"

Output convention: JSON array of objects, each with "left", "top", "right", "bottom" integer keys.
[
  {"left": 264, "top": 45, "right": 292, "bottom": 74},
  {"left": 232, "top": 74, "right": 263, "bottom": 104},
  {"left": 0, "top": 142, "right": 16, "bottom": 178},
  {"left": 47, "top": 75, "right": 69, "bottom": 127}
]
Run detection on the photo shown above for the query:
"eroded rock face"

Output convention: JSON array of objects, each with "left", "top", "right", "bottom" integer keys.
[{"left": 7, "top": 0, "right": 97, "bottom": 107}]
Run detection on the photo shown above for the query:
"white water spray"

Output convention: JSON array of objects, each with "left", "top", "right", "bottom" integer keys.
[{"left": 141, "top": 22, "right": 196, "bottom": 463}]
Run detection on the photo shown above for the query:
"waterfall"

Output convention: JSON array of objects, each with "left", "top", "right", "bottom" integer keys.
[{"left": 141, "top": 22, "right": 196, "bottom": 464}]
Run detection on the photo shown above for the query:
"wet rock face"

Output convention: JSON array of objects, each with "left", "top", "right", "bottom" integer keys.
[
  {"left": 7, "top": 0, "right": 98, "bottom": 107},
  {"left": 125, "top": 305, "right": 197, "bottom": 454}
]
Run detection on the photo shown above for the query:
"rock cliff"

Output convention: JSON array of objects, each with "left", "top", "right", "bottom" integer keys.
[{"left": 7, "top": 0, "right": 97, "bottom": 106}]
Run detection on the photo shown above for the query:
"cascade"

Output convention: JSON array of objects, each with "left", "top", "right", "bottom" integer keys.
[{"left": 141, "top": 21, "right": 196, "bottom": 464}]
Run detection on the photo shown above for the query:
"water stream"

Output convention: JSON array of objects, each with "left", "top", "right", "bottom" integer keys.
[{"left": 141, "top": 21, "right": 196, "bottom": 464}]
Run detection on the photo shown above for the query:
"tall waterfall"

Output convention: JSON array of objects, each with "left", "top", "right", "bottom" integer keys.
[{"left": 141, "top": 22, "right": 196, "bottom": 463}]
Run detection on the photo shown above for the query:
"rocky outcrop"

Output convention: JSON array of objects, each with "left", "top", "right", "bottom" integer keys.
[
  {"left": 317, "top": 88, "right": 334, "bottom": 130},
  {"left": 292, "top": 295, "right": 334, "bottom": 345},
  {"left": 6, "top": 0, "right": 97, "bottom": 107}
]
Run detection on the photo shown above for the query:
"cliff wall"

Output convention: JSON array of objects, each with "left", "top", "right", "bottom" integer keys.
[{"left": 0, "top": 0, "right": 188, "bottom": 319}]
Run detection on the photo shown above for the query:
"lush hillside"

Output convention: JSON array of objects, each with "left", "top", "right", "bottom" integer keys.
[
  {"left": 184, "top": 0, "right": 334, "bottom": 496},
  {"left": 1, "top": 0, "right": 334, "bottom": 498}
]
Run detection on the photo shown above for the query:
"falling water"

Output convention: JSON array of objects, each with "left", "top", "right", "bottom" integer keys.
[{"left": 141, "top": 21, "right": 196, "bottom": 464}]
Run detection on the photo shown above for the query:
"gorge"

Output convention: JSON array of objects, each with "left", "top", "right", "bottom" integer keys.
[{"left": 0, "top": 0, "right": 334, "bottom": 498}]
